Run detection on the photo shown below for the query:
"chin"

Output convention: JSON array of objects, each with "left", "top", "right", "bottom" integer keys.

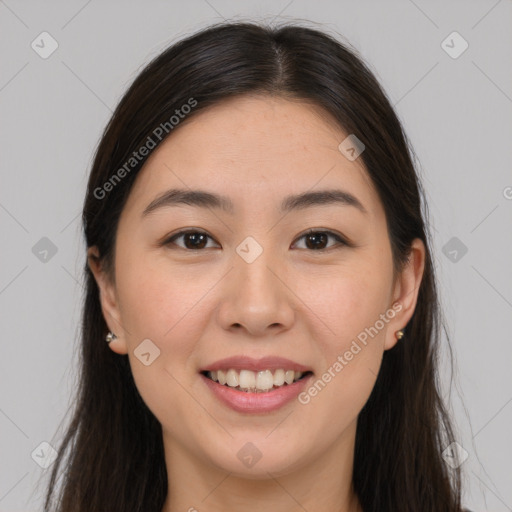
[{"left": 201, "top": 438, "right": 310, "bottom": 479}]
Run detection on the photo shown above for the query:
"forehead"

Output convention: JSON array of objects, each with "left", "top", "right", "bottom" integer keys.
[{"left": 122, "top": 95, "right": 382, "bottom": 220}]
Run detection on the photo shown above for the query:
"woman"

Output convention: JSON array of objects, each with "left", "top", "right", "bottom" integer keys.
[{"left": 42, "top": 21, "right": 471, "bottom": 511}]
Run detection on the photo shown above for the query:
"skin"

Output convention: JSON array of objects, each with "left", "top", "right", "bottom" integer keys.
[{"left": 88, "top": 95, "right": 425, "bottom": 512}]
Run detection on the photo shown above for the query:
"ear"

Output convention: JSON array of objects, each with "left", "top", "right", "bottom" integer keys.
[
  {"left": 384, "top": 238, "right": 426, "bottom": 351},
  {"left": 87, "top": 246, "right": 128, "bottom": 355}
]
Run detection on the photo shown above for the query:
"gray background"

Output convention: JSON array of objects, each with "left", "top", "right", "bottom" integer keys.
[{"left": 1, "top": 0, "right": 511, "bottom": 510}]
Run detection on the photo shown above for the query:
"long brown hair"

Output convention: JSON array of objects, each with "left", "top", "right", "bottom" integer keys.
[{"left": 42, "top": 21, "right": 463, "bottom": 511}]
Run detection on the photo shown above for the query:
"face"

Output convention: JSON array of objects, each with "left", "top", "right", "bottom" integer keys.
[{"left": 89, "top": 95, "right": 424, "bottom": 479}]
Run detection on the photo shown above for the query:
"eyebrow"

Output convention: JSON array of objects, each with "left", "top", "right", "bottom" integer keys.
[{"left": 141, "top": 187, "right": 368, "bottom": 217}]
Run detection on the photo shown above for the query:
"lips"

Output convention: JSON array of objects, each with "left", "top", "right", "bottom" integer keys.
[
  {"left": 199, "top": 355, "right": 313, "bottom": 373},
  {"left": 199, "top": 355, "right": 314, "bottom": 413}
]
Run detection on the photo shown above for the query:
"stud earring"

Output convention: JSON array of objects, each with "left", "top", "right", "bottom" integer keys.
[
  {"left": 105, "top": 331, "right": 117, "bottom": 343},
  {"left": 395, "top": 329, "right": 404, "bottom": 340}
]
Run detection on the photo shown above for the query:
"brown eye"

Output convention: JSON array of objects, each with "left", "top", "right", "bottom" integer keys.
[
  {"left": 293, "top": 230, "right": 347, "bottom": 251},
  {"left": 165, "top": 230, "right": 218, "bottom": 250},
  {"left": 164, "top": 229, "right": 348, "bottom": 252}
]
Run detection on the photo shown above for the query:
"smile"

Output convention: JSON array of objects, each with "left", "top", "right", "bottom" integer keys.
[
  {"left": 203, "top": 369, "right": 312, "bottom": 393},
  {"left": 199, "top": 355, "right": 314, "bottom": 412}
]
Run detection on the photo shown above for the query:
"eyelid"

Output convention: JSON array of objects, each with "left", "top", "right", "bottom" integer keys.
[
  {"left": 162, "top": 228, "right": 218, "bottom": 249},
  {"left": 162, "top": 228, "right": 350, "bottom": 251},
  {"left": 293, "top": 228, "right": 349, "bottom": 250}
]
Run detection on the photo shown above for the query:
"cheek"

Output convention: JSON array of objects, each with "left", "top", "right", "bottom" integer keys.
[
  {"left": 116, "top": 250, "right": 211, "bottom": 340},
  {"left": 114, "top": 251, "right": 210, "bottom": 405},
  {"left": 297, "top": 258, "right": 393, "bottom": 417},
  {"left": 299, "top": 263, "right": 392, "bottom": 354},
  {"left": 114, "top": 253, "right": 215, "bottom": 432},
  {"left": 294, "top": 275, "right": 390, "bottom": 438}
]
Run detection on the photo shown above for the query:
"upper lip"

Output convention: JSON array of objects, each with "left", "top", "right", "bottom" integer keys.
[{"left": 200, "top": 356, "right": 313, "bottom": 373}]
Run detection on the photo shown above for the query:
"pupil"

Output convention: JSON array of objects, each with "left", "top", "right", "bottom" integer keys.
[
  {"left": 306, "top": 233, "right": 326, "bottom": 250},
  {"left": 184, "top": 232, "right": 327, "bottom": 250},
  {"left": 186, "top": 233, "right": 207, "bottom": 249}
]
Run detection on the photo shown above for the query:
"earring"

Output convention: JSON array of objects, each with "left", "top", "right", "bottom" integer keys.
[
  {"left": 105, "top": 331, "right": 117, "bottom": 343},
  {"left": 395, "top": 329, "right": 404, "bottom": 340}
]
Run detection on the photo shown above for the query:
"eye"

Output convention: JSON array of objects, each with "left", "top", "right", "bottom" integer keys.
[
  {"left": 292, "top": 229, "right": 348, "bottom": 251},
  {"left": 163, "top": 228, "right": 348, "bottom": 252},
  {"left": 164, "top": 230, "right": 219, "bottom": 250}
]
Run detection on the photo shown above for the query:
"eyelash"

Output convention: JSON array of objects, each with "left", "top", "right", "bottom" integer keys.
[{"left": 162, "top": 228, "right": 349, "bottom": 252}]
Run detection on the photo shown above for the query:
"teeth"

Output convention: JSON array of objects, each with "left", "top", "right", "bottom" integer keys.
[
  {"left": 256, "top": 370, "right": 273, "bottom": 391},
  {"left": 239, "top": 369, "right": 256, "bottom": 390},
  {"left": 207, "top": 368, "right": 307, "bottom": 392},
  {"left": 226, "top": 369, "right": 239, "bottom": 387},
  {"left": 274, "top": 369, "right": 285, "bottom": 386}
]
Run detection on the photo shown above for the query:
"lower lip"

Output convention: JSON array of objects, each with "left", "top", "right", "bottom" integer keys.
[{"left": 200, "top": 373, "right": 313, "bottom": 413}]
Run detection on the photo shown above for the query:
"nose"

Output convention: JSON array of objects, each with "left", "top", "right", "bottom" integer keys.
[{"left": 216, "top": 245, "right": 295, "bottom": 337}]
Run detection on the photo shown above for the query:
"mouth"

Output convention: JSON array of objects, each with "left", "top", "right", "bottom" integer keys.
[{"left": 201, "top": 369, "right": 314, "bottom": 393}]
